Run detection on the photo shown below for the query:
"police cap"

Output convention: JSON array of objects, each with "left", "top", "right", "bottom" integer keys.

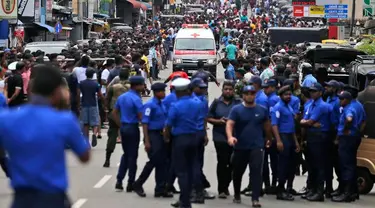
[
  {"left": 190, "top": 78, "right": 208, "bottom": 88},
  {"left": 324, "top": 80, "right": 340, "bottom": 88},
  {"left": 248, "top": 75, "right": 262, "bottom": 85},
  {"left": 338, "top": 91, "right": 353, "bottom": 100},
  {"left": 129, "top": 76, "right": 145, "bottom": 85},
  {"left": 171, "top": 78, "right": 191, "bottom": 91},
  {"left": 283, "top": 78, "right": 294, "bottom": 86},
  {"left": 151, "top": 82, "right": 167, "bottom": 91},
  {"left": 278, "top": 85, "right": 292, "bottom": 95},
  {"left": 242, "top": 85, "right": 257, "bottom": 93},
  {"left": 309, "top": 83, "right": 324, "bottom": 91},
  {"left": 343, "top": 85, "right": 359, "bottom": 98},
  {"left": 262, "top": 79, "right": 277, "bottom": 88}
]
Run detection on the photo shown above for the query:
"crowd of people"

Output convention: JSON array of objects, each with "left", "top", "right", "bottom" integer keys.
[{"left": 0, "top": 1, "right": 371, "bottom": 208}]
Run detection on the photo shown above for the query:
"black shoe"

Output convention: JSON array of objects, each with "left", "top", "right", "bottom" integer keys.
[
  {"left": 154, "top": 191, "right": 173, "bottom": 198},
  {"left": 133, "top": 182, "right": 146, "bottom": 197},
  {"left": 203, "top": 190, "right": 215, "bottom": 199},
  {"left": 301, "top": 189, "right": 314, "bottom": 199},
  {"left": 277, "top": 192, "right": 294, "bottom": 201},
  {"left": 191, "top": 192, "right": 205, "bottom": 204},
  {"left": 224, "top": 190, "right": 230, "bottom": 196},
  {"left": 115, "top": 182, "right": 124, "bottom": 192},
  {"left": 233, "top": 195, "right": 241, "bottom": 203},
  {"left": 244, "top": 191, "right": 252, "bottom": 197},
  {"left": 126, "top": 183, "right": 133, "bottom": 192},
  {"left": 332, "top": 192, "right": 355, "bottom": 202},
  {"left": 168, "top": 185, "right": 180, "bottom": 194},
  {"left": 307, "top": 193, "right": 324, "bottom": 202},
  {"left": 331, "top": 188, "right": 342, "bottom": 197},
  {"left": 241, "top": 186, "right": 251, "bottom": 194},
  {"left": 287, "top": 188, "right": 298, "bottom": 196},
  {"left": 170, "top": 201, "right": 180, "bottom": 207},
  {"left": 298, "top": 187, "right": 309, "bottom": 195},
  {"left": 91, "top": 135, "right": 97, "bottom": 147},
  {"left": 218, "top": 192, "right": 227, "bottom": 199},
  {"left": 325, "top": 189, "right": 333, "bottom": 198},
  {"left": 103, "top": 160, "right": 110, "bottom": 168}
]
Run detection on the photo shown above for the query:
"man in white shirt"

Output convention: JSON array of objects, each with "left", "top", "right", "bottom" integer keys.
[
  {"left": 73, "top": 56, "right": 97, "bottom": 83},
  {"left": 101, "top": 59, "right": 114, "bottom": 95}
]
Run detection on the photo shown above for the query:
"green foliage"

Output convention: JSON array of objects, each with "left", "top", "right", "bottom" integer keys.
[{"left": 356, "top": 38, "right": 375, "bottom": 55}]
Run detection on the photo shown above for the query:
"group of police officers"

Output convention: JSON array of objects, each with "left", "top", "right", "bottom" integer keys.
[{"left": 111, "top": 63, "right": 366, "bottom": 208}]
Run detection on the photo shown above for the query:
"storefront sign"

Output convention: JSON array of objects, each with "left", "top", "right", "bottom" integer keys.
[
  {"left": 309, "top": 5, "right": 324, "bottom": 17},
  {"left": 34, "top": 0, "right": 40, "bottom": 22},
  {"left": 0, "top": 0, "right": 17, "bottom": 19}
]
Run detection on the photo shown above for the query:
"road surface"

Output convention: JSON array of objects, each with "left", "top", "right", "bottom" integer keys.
[{"left": 0, "top": 62, "right": 374, "bottom": 208}]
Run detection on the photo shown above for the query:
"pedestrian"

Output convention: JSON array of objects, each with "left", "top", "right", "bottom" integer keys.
[
  {"left": 165, "top": 78, "right": 202, "bottom": 208},
  {"left": 0, "top": 64, "right": 90, "bottom": 208},
  {"left": 301, "top": 63, "right": 317, "bottom": 88},
  {"left": 300, "top": 83, "right": 332, "bottom": 201},
  {"left": 78, "top": 67, "right": 104, "bottom": 147},
  {"left": 133, "top": 82, "right": 173, "bottom": 198},
  {"left": 226, "top": 85, "right": 272, "bottom": 207},
  {"left": 207, "top": 81, "right": 241, "bottom": 198},
  {"left": 7, "top": 62, "right": 25, "bottom": 107},
  {"left": 112, "top": 76, "right": 145, "bottom": 192},
  {"left": 103, "top": 68, "right": 130, "bottom": 167},
  {"left": 270, "top": 85, "right": 300, "bottom": 201}
]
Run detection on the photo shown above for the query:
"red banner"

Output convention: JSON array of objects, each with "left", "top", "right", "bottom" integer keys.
[{"left": 293, "top": 6, "right": 304, "bottom": 17}]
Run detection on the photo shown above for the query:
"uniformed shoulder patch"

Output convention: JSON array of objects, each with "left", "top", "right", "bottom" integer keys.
[
  {"left": 145, "top": 108, "right": 151, "bottom": 116},
  {"left": 276, "top": 111, "right": 280, "bottom": 118}
]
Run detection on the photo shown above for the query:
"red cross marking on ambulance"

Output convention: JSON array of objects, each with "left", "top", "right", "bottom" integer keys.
[{"left": 191, "top": 33, "right": 200, "bottom": 38}]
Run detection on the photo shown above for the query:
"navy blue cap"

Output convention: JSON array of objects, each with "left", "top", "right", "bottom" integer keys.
[
  {"left": 343, "top": 85, "right": 359, "bottom": 97},
  {"left": 324, "top": 80, "right": 340, "bottom": 88},
  {"left": 338, "top": 82, "right": 345, "bottom": 88},
  {"left": 242, "top": 85, "right": 257, "bottom": 93},
  {"left": 309, "top": 83, "right": 324, "bottom": 91},
  {"left": 190, "top": 78, "right": 208, "bottom": 88},
  {"left": 151, "top": 82, "right": 167, "bottom": 91},
  {"left": 262, "top": 79, "right": 277, "bottom": 87},
  {"left": 278, "top": 85, "right": 292, "bottom": 95},
  {"left": 248, "top": 75, "right": 262, "bottom": 85},
  {"left": 338, "top": 91, "right": 353, "bottom": 100},
  {"left": 283, "top": 78, "right": 294, "bottom": 86},
  {"left": 129, "top": 76, "right": 145, "bottom": 85}
]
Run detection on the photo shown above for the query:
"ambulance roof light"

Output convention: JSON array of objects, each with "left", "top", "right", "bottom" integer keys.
[{"left": 182, "top": 24, "right": 209, "bottom": 29}]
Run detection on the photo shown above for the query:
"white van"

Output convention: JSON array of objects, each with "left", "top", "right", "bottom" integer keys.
[
  {"left": 24, "top": 41, "right": 70, "bottom": 54},
  {"left": 173, "top": 24, "right": 218, "bottom": 78}
]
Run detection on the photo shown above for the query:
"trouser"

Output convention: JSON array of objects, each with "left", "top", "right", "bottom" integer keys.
[
  {"left": 151, "top": 64, "right": 159, "bottom": 79},
  {"left": 232, "top": 148, "right": 264, "bottom": 201},
  {"left": 214, "top": 141, "right": 233, "bottom": 193},
  {"left": 98, "top": 97, "right": 105, "bottom": 126},
  {"left": 326, "top": 131, "right": 341, "bottom": 191},
  {"left": 172, "top": 133, "right": 201, "bottom": 208},
  {"left": 116, "top": 124, "right": 140, "bottom": 184},
  {"left": 106, "top": 114, "right": 119, "bottom": 154},
  {"left": 70, "top": 101, "right": 79, "bottom": 118},
  {"left": 0, "top": 148, "right": 9, "bottom": 177},
  {"left": 263, "top": 139, "right": 278, "bottom": 187},
  {"left": 197, "top": 131, "right": 210, "bottom": 189},
  {"left": 162, "top": 54, "right": 167, "bottom": 66},
  {"left": 167, "top": 136, "right": 177, "bottom": 188},
  {"left": 136, "top": 130, "right": 168, "bottom": 193},
  {"left": 306, "top": 131, "right": 329, "bottom": 190},
  {"left": 12, "top": 188, "right": 70, "bottom": 208},
  {"left": 277, "top": 133, "right": 296, "bottom": 190},
  {"left": 338, "top": 135, "right": 361, "bottom": 193}
]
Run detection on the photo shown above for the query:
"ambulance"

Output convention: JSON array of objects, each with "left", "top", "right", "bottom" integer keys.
[{"left": 173, "top": 24, "right": 218, "bottom": 78}]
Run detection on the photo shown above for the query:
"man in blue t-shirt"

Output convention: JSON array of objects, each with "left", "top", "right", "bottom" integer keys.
[{"left": 226, "top": 85, "right": 272, "bottom": 207}]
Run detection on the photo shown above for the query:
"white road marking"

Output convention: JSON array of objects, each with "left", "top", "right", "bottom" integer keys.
[
  {"left": 72, "top": 198, "right": 87, "bottom": 208},
  {"left": 94, "top": 175, "right": 112, "bottom": 188}
]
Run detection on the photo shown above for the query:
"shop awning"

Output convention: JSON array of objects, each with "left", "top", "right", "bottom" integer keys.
[
  {"left": 127, "top": 0, "right": 147, "bottom": 10},
  {"left": 138, "top": 1, "right": 152, "bottom": 10},
  {"left": 34, "top": 22, "right": 55, "bottom": 33},
  {"left": 94, "top": 13, "right": 110, "bottom": 19},
  {"left": 62, "top": 26, "right": 73, "bottom": 31}
]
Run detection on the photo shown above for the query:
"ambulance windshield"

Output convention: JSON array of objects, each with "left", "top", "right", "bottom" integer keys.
[{"left": 175, "top": 38, "right": 215, "bottom": 50}]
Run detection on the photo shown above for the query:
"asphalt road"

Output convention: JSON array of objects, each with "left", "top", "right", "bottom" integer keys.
[{"left": 0, "top": 62, "right": 374, "bottom": 208}]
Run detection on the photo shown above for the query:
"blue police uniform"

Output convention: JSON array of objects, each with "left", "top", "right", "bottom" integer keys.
[
  {"left": 303, "top": 84, "right": 332, "bottom": 200},
  {"left": 166, "top": 78, "right": 202, "bottom": 207},
  {"left": 133, "top": 83, "right": 169, "bottom": 195},
  {"left": 115, "top": 76, "right": 144, "bottom": 190},
  {"left": 0, "top": 96, "right": 89, "bottom": 208},
  {"left": 302, "top": 74, "right": 317, "bottom": 88},
  {"left": 271, "top": 93, "right": 296, "bottom": 194},
  {"left": 0, "top": 93, "right": 8, "bottom": 177}
]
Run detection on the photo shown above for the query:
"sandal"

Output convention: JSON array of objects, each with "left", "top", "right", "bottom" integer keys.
[{"left": 252, "top": 200, "right": 261, "bottom": 208}]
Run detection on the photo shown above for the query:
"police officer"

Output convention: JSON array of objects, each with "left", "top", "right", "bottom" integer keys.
[
  {"left": 112, "top": 76, "right": 145, "bottom": 192},
  {"left": 133, "top": 82, "right": 173, "bottom": 198},
  {"left": 226, "top": 85, "right": 272, "bottom": 207},
  {"left": 262, "top": 79, "right": 280, "bottom": 194},
  {"left": 271, "top": 86, "right": 300, "bottom": 201},
  {"left": 324, "top": 80, "right": 341, "bottom": 197},
  {"left": 190, "top": 78, "right": 215, "bottom": 201},
  {"left": 165, "top": 78, "right": 203, "bottom": 208},
  {"left": 301, "top": 63, "right": 317, "bottom": 88},
  {"left": 0, "top": 64, "right": 90, "bottom": 208},
  {"left": 332, "top": 91, "right": 363, "bottom": 202},
  {"left": 300, "top": 83, "right": 332, "bottom": 201}
]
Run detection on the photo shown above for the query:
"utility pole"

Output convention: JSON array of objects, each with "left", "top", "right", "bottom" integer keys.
[{"left": 349, "top": 0, "right": 356, "bottom": 37}]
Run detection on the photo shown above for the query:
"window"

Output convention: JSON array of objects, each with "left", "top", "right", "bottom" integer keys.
[{"left": 175, "top": 38, "right": 215, "bottom": 50}]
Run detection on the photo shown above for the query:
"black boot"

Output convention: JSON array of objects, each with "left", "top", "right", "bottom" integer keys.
[
  {"left": 325, "top": 182, "right": 334, "bottom": 198},
  {"left": 331, "top": 183, "right": 343, "bottom": 197},
  {"left": 301, "top": 187, "right": 314, "bottom": 199},
  {"left": 103, "top": 151, "right": 111, "bottom": 168},
  {"left": 276, "top": 187, "right": 294, "bottom": 201},
  {"left": 191, "top": 190, "right": 205, "bottom": 204},
  {"left": 332, "top": 183, "right": 354, "bottom": 202},
  {"left": 307, "top": 184, "right": 324, "bottom": 202}
]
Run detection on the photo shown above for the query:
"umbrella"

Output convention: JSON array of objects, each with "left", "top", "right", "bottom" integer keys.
[{"left": 8, "top": 61, "right": 18, "bottom": 70}]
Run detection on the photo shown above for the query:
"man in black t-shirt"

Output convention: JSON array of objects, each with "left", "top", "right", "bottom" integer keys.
[{"left": 7, "top": 62, "right": 25, "bottom": 107}]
